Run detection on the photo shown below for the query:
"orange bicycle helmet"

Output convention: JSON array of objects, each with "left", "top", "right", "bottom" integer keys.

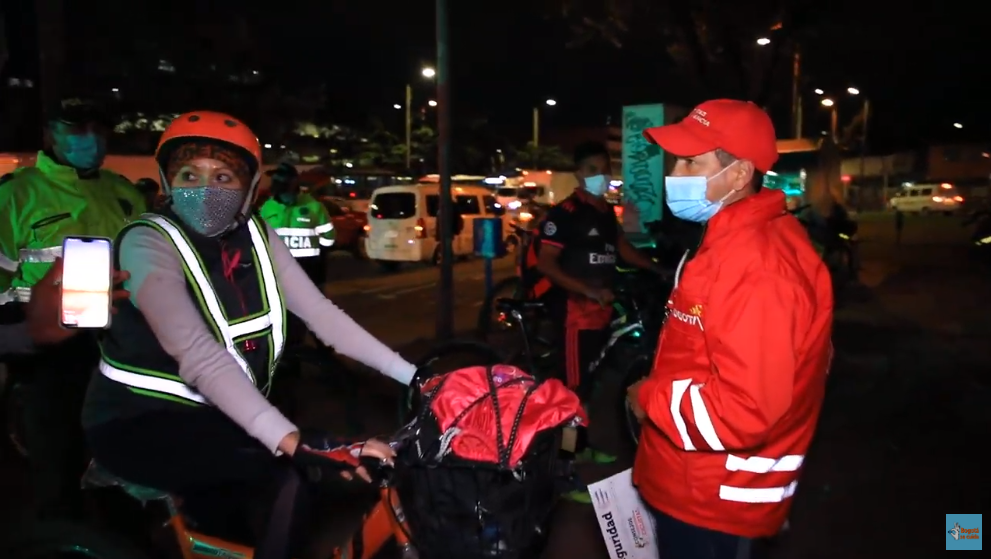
[{"left": 156, "top": 111, "right": 262, "bottom": 165}]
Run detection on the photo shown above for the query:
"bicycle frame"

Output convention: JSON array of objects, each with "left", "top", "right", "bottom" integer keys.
[
  {"left": 585, "top": 315, "right": 645, "bottom": 375},
  {"left": 171, "top": 486, "right": 411, "bottom": 559},
  {"left": 506, "top": 287, "right": 650, "bottom": 381},
  {"left": 81, "top": 464, "right": 414, "bottom": 559}
]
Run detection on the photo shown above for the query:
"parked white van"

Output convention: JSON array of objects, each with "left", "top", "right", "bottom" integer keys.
[
  {"left": 364, "top": 184, "right": 508, "bottom": 270},
  {"left": 889, "top": 183, "right": 965, "bottom": 214}
]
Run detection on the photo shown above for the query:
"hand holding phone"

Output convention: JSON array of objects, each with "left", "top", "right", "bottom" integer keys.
[
  {"left": 59, "top": 236, "right": 115, "bottom": 329},
  {"left": 27, "top": 257, "right": 129, "bottom": 345}
]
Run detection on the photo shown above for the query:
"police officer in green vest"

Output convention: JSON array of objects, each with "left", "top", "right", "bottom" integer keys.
[
  {"left": 259, "top": 163, "right": 335, "bottom": 286},
  {"left": 0, "top": 95, "right": 145, "bottom": 518},
  {"left": 258, "top": 164, "right": 338, "bottom": 417}
]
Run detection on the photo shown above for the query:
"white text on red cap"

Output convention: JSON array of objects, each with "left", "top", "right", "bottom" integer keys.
[{"left": 691, "top": 108, "right": 711, "bottom": 127}]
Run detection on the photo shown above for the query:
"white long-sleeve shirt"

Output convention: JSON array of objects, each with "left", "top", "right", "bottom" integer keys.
[{"left": 117, "top": 224, "right": 415, "bottom": 453}]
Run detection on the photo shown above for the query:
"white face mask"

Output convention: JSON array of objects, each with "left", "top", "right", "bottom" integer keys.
[
  {"left": 664, "top": 162, "right": 737, "bottom": 223},
  {"left": 583, "top": 174, "right": 608, "bottom": 197}
]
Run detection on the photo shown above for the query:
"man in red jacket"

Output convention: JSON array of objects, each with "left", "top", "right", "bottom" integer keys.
[{"left": 627, "top": 99, "right": 834, "bottom": 559}]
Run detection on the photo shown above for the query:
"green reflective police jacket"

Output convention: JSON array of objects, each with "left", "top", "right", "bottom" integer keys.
[
  {"left": 259, "top": 192, "right": 335, "bottom": 259},
  {"left": 0, "top": 151, "right": 146, "bottom": 301}
]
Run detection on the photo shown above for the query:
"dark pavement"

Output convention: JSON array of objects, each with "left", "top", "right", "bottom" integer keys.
[{"left": 1, "top": 213, "right": 988, "bottom": 557}]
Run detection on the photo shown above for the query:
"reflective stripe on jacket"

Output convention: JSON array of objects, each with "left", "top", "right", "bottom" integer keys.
[
  {"left": 259, "top": 193, "right": 334, "bottom": 258},
  {"left": 633, "top": 189, "right": 834, "bottom": 538},
  {"left": 0, "top": 151, "right": 146, "bottom": 300},
  {"left": 98, "top": 213, "right": 286, "bottom": 405}
]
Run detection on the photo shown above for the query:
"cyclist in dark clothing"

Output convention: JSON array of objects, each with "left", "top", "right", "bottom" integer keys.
[{"left": 527, "top": 142, "right": 661, "bottom": 490}]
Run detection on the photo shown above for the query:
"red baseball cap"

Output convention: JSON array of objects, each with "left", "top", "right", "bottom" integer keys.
[{"left": 642, "top": 99, "right": 779, "bottom": 172}]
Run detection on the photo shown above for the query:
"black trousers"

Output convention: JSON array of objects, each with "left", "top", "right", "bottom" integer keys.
[
  {"left": 647, "top": 506, "right": 764, "bottom": 559},
  {"left": 19, "top": 333, "right": 97, "bottom": 519},
  {"left": 546, "top": 295, "right": 611, "bottom": 404},
  {"left": 86, "top": 408, "right": 309, "bottom": 559}
]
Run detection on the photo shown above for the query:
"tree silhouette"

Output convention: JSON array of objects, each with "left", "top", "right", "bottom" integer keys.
[
  {"left": 547, "top": 0, "right": 820, "bottom": 106},
  {"left": 511, "top": 142, "right": 572, "bottom": 170}
]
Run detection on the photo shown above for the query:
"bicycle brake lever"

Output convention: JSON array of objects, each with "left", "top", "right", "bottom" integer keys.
[{"left": 358, "top": 455, "right": 395, "bottom": 486}]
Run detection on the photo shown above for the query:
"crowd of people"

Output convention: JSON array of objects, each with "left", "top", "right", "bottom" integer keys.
[{"left": 0, "top": 95, "right": 834, "bottom": 559}]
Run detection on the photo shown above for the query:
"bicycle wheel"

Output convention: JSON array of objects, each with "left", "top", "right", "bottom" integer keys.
[
  {"left": 475, "top": 276, "right": 523, "bottom": 342},
  {"left": 618, "top": 352, "right": 652, "bottom": 449},
  {"left": 398, "top": 339, "right": 508, "bottom": 424},
  {"left": 0, "top": 520, "right": 151, "bottom": 559}
]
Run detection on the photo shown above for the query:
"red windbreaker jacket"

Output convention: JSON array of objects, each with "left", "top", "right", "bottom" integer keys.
[{"left": 633, "top": 189, "right": 834, "bottom": 538}]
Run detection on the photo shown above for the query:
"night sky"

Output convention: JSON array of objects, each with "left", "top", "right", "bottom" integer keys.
[{"left": 2, "top": 0, "right": 987, "bottom": 152}]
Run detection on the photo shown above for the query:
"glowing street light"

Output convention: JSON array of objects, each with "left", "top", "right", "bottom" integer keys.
[
  {"left": 393, "top": 104, "right": 402, "bottom": 110},
  {"left": 814, "top": 88, "right": 824, "bottom": 95},
  {"left": 756, "top": 37, "right": 771, "bottom": 46},
  {"left": 953, "top": 122, "right": 963, "bottom": 129},
  {"left": 820, "top": 98, "right": 835, "bottom": 107},
  {"left": 428, "top": 100, "right": 438, "bottom": 107},
  {"left": 533, "top": 98, "right": 558, "bottom": 151},
  {"left": 403, "top": 68, "right": 438, "bottom": 168},
  {"left": 847, "top": 87, "right": 860, "bottom": 95}
]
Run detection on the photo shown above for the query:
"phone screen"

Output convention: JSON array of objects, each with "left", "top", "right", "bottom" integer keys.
[{"left": 60, "top": 236, "right": 113, "bottom": 329}]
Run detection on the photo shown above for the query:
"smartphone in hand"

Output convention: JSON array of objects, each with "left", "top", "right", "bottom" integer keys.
[{"left": 59, "top": 236, "right": 114, "bottom": 329}]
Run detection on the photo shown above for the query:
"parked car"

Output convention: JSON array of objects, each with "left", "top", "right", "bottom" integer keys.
[
  {"left": 328, "top": 195, "right": 370, "bottom": 214},
  {"left": 889, "top": 183, "right": 964, "bottom": 214},
  {"left": 319, "top": 196, "right": 368, "bottom": 258},
  {"left": 364, "top": 184, "right": 509, "bottom": 270}
]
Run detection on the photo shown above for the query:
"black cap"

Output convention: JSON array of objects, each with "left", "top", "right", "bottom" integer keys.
[{"left": 49, "top": 96, "right": 112, "bottom": 127}]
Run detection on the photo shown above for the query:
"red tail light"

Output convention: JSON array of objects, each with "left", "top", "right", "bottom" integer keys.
[{"left": 414, "top": 217, "right": 427, "bottom": 239}]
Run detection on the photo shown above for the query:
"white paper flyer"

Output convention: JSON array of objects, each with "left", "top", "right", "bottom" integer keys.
[{"left": 588, "top": 468, "right": 659, "bottom": 559}]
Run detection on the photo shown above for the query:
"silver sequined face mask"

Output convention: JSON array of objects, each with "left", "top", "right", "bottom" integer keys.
[{"left": 170, "top": 187, "right": 246, "bottom": 237}]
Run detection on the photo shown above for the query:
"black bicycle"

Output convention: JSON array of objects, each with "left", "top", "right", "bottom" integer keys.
[
  {"left": 476, "top": 223, "right": 535, "bottom": 343},
  {"left": 495, "top": 271, "right": 670, "bottom": 453}
]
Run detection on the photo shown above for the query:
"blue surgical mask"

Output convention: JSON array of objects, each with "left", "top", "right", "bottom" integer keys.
[
  {"left": 665, "top": 163, "right": 736, "bottom": 223},
  {"left": 58, "top": 133, "right": 106, "bottom": 170},
  {"left": 583, "top": 174, "right": 608, "bottom": 197}
]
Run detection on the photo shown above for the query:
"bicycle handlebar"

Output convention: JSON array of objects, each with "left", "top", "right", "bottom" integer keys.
[{"left": 510, "top": 223, "right": 535, "bottom": 237}]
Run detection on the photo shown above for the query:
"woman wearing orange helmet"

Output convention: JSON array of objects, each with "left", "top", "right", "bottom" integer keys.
[{"left": 81, "top": 112, "right": 414, "bottom": 557}]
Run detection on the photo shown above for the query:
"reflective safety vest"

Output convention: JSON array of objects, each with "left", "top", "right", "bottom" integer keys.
[
  {"left": 259, "top": 193, "right": 335, "bottom": 259},
  {"left": 95, "top": 212, "right": 286, "bottom": 408},
  {"left": 0, "top": 151, "right": 145, "bottom": 303}
]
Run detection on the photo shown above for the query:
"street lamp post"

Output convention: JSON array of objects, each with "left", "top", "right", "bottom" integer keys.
[
  {"left": 847, "top": 87, "right": 870, "bottom": 198},
  {"left": 820, "top": 98, "right": 838, "bottom": 141},
  {"left": 435, "top": 0, "right": 454, "bottom": 339},
  {"left": 531, "top": 99, "right": 556, "bottom": 165},
  {"left": 405, "top": 67, "right": 436, "bottom": 170}
]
